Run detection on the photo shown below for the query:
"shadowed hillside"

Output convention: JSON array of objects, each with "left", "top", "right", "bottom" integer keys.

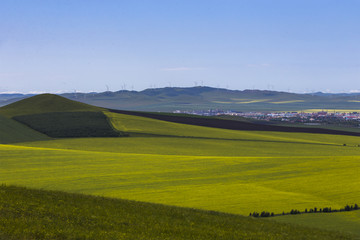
[
  {"left": 0, "top": 113, "right": 50, "bottom": 144},
  {"left": 0, "top": 185, "right": 352, "bottom": 240}
]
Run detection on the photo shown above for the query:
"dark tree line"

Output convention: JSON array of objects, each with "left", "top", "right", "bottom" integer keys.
[
  {"left": 249, "top": 211, "right": 274, "bottom": 217},
  {"left": 250, "top": 203, "right": 359, "bottom": 218}
]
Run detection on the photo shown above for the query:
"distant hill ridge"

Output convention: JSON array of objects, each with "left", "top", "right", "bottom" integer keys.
[
  {"left": 2, "top": 87, "right": 360, "bottom": 112},
  {"left": 62, "top": 87, "right": 360, "bottom": 112}
]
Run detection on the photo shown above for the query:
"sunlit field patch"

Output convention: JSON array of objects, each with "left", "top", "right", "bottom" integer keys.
[{"left": 2, "top": 143, "right": 360, "bottom": 218}]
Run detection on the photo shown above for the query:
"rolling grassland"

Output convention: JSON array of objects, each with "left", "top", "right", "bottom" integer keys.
[
  {"left": 3, "top": 136, "right": 360, "bottom": 236},
  {"left": 1, "top": 94, "right": 360, "bottom": 238}
]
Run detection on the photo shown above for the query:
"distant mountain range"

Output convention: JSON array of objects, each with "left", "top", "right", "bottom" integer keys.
[{"left": 1, "top": 87, "right": 360, "bottom": 112}]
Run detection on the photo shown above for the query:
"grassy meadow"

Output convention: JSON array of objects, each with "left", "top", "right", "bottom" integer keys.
[{"left": 1, "top": 94, "right": 360, "bottom": 238}]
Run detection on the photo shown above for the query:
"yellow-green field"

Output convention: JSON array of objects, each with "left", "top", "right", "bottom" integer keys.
[
  {"left": 269, "top": 100, "right": 305, "bottom": 104},
  {"left": 3, "top": 142, "right": 360, "bottom": 216},
  {"left": 212, "top": 99, "right": 306, "bottom": 104}
]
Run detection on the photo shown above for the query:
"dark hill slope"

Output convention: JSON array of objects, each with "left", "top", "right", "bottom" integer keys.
[
  {"left": 0, "top": 185, "right": 351, "bottom": 240},
  {"left": 13, "top": 112, "right": 122, "bottom": 138},
  {"left": 0, "top": 113, "right": 50, "bottom": 144},
  {"left": 0, "top": 94, "right": 123, "bottom": 138},
  {"left": 109, "top": 109, "right": 360, "bottom": 137}
]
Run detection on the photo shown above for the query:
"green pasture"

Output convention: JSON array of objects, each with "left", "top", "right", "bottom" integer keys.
[{"left": 1, "top": 95, "right": 360, "bottom": 237}]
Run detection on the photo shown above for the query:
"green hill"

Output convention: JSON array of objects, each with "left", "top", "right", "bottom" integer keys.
[
  {"left": 0, "top": 113, "right": 50, "bottom": 144},
  {"left": 0, "top": 93, "right": 101, "bottom": 118},
  {"left": 0, "top": 185, "right": 351, "bottom": 240},
  {"left": 0, "top": 94, "right": 123, "bottom": 138}
]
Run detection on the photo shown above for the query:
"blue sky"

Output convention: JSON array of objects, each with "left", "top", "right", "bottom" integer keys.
[{"left": 0, "top": 0, "right": 359, "bottom": 93}]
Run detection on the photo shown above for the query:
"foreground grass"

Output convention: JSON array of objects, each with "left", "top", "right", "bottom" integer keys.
[
  {"left": 0, "top": 185, "right": 352, "bottom": 240},
  {"left": 273, "top": 211, "right": 360, "bottom": 237}
]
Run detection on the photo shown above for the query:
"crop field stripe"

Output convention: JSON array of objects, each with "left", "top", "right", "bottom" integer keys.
[
  {"left": 105, "top": 112, "right": 354, "bottom": 146},
  {"left": 107, "top": 109, "right": 360, "bottom": 136},
  {"left": 8, "top": 143, "right": 360, "bottom": 160},
  {"left": 123, "top": 131, "right": 341, "bottom": 146}
]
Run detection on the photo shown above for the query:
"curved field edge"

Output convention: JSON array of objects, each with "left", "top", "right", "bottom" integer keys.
[
  {"left": 107, "top": 109, "right": 360, "bottom": 137},
  {"left": 0, "top": 185, "right": 352, "bottom": 240},
  {"left": 16, "top": 136, "right": 360, "bottom": 157},
  {"left": 272, "top": 211, "right": 360, "bottom": 237},
  {"left": 104, "top": 111, "right": 360, "bottom": 147}
]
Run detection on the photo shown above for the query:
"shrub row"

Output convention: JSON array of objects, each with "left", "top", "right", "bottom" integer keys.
[{"left": 250, "top": 203, "right": 359, "bottom": 218}]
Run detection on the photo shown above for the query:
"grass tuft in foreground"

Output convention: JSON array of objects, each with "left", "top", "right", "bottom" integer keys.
[{"left": 0, "top": 185, "right": 352, "bottom": 240}]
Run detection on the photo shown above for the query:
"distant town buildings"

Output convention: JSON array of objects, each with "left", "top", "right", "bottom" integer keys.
[{"left": 173, "top": 109, "right": 360, "bottom": 124}]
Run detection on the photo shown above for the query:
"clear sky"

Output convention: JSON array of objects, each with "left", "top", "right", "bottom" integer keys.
[{"left": 0, "top": 0, "right": 359, "bottom": 93}]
